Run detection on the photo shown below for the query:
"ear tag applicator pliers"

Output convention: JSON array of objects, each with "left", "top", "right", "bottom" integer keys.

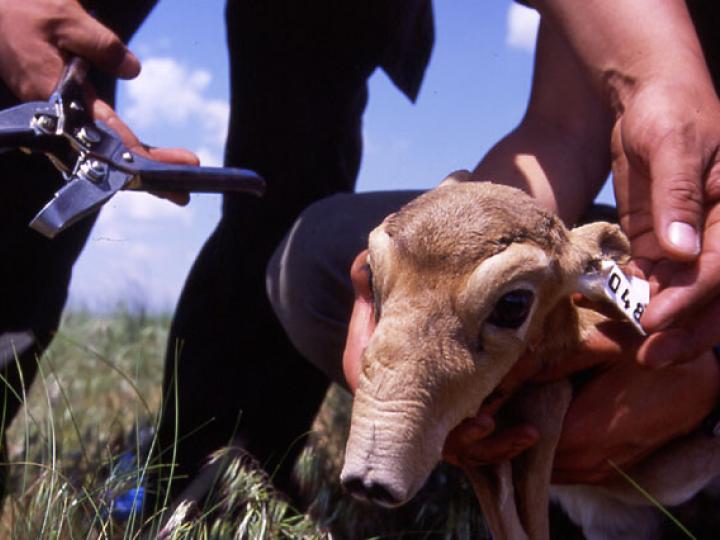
[{"left": 0, "top": 56, "right": 265, "bottom": 238}]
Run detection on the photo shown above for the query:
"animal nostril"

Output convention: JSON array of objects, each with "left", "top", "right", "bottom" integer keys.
[
  {"left": 342, "top": 476, "right": 401, "bottom": 507},
  {"left": 343, "top": 477, "right": 368, "bottom": 501},
  {"left": 367, "top": 482, "right": 399, "bottom": 507}
]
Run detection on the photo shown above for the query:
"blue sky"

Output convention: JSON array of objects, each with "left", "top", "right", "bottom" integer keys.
[{"left": 68, "top": 1, "right": 614, "bottom": 312}]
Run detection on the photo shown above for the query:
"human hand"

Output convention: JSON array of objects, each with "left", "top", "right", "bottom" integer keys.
[
  {"left": 0, "top": 0, "right": 140, "bottom": 100},
  {"left": 441, "top": 363, "right": 540, "bottom": 469},
  {"left": 0, "top": 0, "right": 197, "bottom": 205},
  {"left": 552, "top": 324, "right": 720, "bottom": 483},
  {"left": 343, "top": 250, "right": 376, "bottom": 392},
  {"left": 92, "top": 98, "right": 196, "bottom": 205},
  {"left": 444, "top": 303, "right": 719, "bottom": 484},
  {"left": 611, "top": 82, "right": 720, "bottom": 367}
]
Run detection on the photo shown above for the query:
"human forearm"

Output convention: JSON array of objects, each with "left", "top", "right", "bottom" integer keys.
[
  {"left": 524, "top": 1, "right": 720, "bottom": 366},
  {"left": 473, "top": 21, "right": 612, "bottom": 226},
  {"left": 474, "top": 119, "right": 609, "bottom": 226},
  {"left": 528, "top": 0, "right": 716, "bottom": 114}
]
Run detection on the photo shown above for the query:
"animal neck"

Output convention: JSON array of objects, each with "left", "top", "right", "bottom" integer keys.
[{"left": 530, "top": 297, "right": 586, "bottom": 373}]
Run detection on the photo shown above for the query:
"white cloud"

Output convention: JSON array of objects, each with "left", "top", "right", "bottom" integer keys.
[
  {"left": 506, "top": 3, "right": 540, "bottom": 53},
  {"left": 92, "top": 192, "right": 193, "bottom": 239},
  {"left": 118, "top": 192, "right": 192, "bottom": 222},
  {"left": 69, "top": 237, "right": 177, "bottom": 312},
  {"left": 69, "top": 41, "right": 229, "bottom": 310},
  {"left": 125, "top": 57, "right": 230, "bottom": 150},
  {"left": 195, "top": 146, "right": 223, "bottom": 167}
]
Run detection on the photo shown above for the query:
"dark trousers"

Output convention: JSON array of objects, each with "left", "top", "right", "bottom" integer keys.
[
  {"left": 0, "top": 0, "right": 158, "bottom": 501},
  {"left": 0, "top": 0, "right": 427, "bottom": 506},
  {"left": 154, "top": 0, "right": 386, "bottom": 499}
]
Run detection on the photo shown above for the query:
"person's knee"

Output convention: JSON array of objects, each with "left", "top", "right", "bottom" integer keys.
[
  {"left": 267, "top": 194, "right": 361, "bottom": 381},
  {"left": 268, "top": 190, "right": 420, "bottom": 381},
  {"left": 268, "top": 193, "right": 353, "bottom": 305}
]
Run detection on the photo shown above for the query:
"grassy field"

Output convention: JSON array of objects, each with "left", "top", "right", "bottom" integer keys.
[
  {"left": 0, "top": 308, "right": 486, "bottom": 539},
  {"left": 1, "top": 308, "right": 717, "bottom": 539}
]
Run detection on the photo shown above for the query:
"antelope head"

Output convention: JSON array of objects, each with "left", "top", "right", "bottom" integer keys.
[{"left": 340, "top": 174, "right": 628, "bottom": 506}]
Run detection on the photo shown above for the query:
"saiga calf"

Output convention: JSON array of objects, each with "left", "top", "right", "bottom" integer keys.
[{"left": 340, "top": 174, "right": 720, "bottom": 539}]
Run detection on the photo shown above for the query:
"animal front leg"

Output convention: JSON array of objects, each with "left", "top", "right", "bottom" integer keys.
[
  {"left": 457, "top": 382, "right": 572, "bottom": 539},
  {"left": 507, "top": 380, "right": 573, "bottom": 540},
  {"left": 465, "top": 461, "right": 529, "bottom": 540}
]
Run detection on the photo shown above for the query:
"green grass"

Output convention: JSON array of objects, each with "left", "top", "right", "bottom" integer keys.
[
  {"left": 1, "top": 308, "right": 324, "bottom": 538},
  {"left": 2, "top": 308, "right": 716, "bottom": 539},
  {"left": 1, "top": 308, "right": 487, "bottom": 539}
]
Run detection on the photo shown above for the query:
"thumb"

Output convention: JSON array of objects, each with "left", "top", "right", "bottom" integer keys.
[
  {"left": 343, "top": 250, "right": 375, "bottom": 392},
  {"left": 648, "top": 136, "right": 704, "bottom": 260},
  {"left": 349, "top": 249, "right": 373, "bottom": 302}
]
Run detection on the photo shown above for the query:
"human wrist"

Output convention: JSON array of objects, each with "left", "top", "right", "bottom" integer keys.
[
  {"left": 605, "top": 55, "right": 717, "bottom": 122},
  {"left": 529, "top": 0, "right": 713, "bottom": 118}
]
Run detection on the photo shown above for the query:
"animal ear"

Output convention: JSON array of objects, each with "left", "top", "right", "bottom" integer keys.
[
  {"left": 569, "top": 221, "right": 630, "bottom": 266},
  {"left": 568, "top": 221, "right": 631, "bottom": 300},
  {"left": 438, "top": 169, "right": 473, "bottom": 187}
]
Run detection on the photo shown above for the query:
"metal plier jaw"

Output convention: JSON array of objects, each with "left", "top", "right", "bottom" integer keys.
[{"left": 0, "top": 57, "right": 265, "bottom": 238}]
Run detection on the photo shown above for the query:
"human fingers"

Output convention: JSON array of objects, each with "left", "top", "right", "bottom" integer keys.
[
  {"left": 530, "top": 319, "right": 642, "bottom": 383},
  {"left": 342, "top": 250, "right": 376, "bottom": 392},
  {"left": 645, "top": 127, "right": 705, "bottom": 260},
  {"left": 639, "top": 293, "right": 720, "bottom": 367},
  {"left": 93, "top": 98, "right": 199, "bottom": 164},
  {"left": 0, "top": 1, "right": 67, "bottom": 99},
  {"left": 349, "top": 249, "right": 373, "bottom": 302},
  {"left": 144, "top": 147, "right": 200, "bottom": 166},
  {"left": 93, "top": 98, "right": 197, "bottom": 205},
  {"left": 635, "top": 205, "right": 720, "bottom": 343},
  {"left": 442, "top": 413, "right": 496, "bottom": 467},
  {"left": 452, "top": 424, "right": 540, "bottom": 468},
  {"left": 611, "top": 116, "right": 667, "bottom": 266},
  {"left": 51, "top": 1, "right": 140, "bottom": 79},
  {"left": 92, "top": 97, "right": 143, "bottom": 150},
  {"left": 553, "top": 349, "right": 719, "bottom": 483}
]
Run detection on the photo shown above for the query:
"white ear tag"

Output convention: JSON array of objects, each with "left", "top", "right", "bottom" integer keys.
[{"left": 600, "top": 261, "right": 649, "bottom": 335}]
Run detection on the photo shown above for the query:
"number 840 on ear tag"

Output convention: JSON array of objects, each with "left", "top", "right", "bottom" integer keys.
[{"left": 600, "top": 261, "right": 650, "bottom": 335}]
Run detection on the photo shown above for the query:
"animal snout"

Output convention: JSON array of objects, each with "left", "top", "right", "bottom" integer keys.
[{"left": 342, "top": 474, "right": 404, "bottom": 508}]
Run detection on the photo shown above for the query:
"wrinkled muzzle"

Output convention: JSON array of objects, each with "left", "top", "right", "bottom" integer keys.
[
  {"left": 341, "top": 386, "right": 449, "bottom": 507},
  {"left": 340, "top": 317, "right": 477, "bottom": 507}
]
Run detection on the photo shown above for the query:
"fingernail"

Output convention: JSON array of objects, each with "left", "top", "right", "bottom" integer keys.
[
  {"left": 639, "top": 327, "right": 694, "bottom": 369},
  {"left": 468, "top": 418, "right": 494, "bottom": 437},
  {"left": 117, "top": 52, "right": 141, "bottom": 79},
  {"left": 465, "top": 426, "right": 489, "bottom": 440},
  {"left": 667, "top": 221, "right": 700, "bottom": 256},
  {"left": 652, "top": 316, "right": 675, "bottom": 332}
]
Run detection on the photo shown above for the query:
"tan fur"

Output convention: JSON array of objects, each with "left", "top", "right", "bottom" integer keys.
[{"left": 341, "top": 175, "right": 720, "bottom": 539}]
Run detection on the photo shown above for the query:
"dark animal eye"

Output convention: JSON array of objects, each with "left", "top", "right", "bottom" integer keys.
[{"left": 487, "top": 289, "right": 534, "bottom": 329}]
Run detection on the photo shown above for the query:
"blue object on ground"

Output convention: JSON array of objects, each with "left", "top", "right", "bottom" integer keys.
[{"left": 112, "top": 486, "right": 145, "bottom": 521}]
